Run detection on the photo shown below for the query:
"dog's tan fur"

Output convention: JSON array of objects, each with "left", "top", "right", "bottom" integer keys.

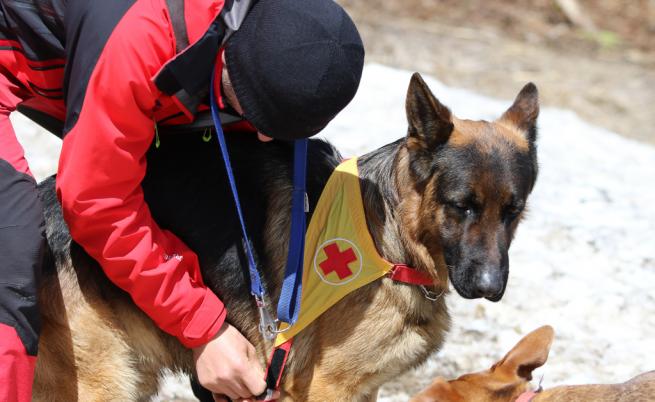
[
  {"left": 34, "top": 259, "right": 190, "bottom": 401},
  {"left": 32, "top": 74, "right": 538, "bottom": 401},
  {"left": 412, "top": 326, "right": 655, "bottom": 402}
]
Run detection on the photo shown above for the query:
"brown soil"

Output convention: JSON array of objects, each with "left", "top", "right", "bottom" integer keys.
[{"left": 340, "top": 0, "right": 655, "bottom": 144}]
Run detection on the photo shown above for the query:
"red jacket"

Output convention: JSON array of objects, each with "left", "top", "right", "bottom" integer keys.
[{"left": 0, "top": 0, "right": 249, "bottom": 348}]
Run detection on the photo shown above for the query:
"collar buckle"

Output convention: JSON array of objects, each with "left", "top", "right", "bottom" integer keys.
[
  {"left": 388, "top": 264, "right": 444, "bottom": 301},
  {"left": 420, "top": 285, "right": 445, "bottom": 301}
]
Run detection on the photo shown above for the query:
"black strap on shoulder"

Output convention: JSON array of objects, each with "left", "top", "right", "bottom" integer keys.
[
  {"left": 153, "top": 18, "right": 225, "bottom": 112},
  {"left": 166, "top": 0, "right": 189, "bottom": 52},
  {"left": 155, "top": 0, "right": 256, "bottom": 114}
]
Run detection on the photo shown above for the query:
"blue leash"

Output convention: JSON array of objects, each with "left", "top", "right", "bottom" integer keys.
[
  {"left": 209, "top": 69, "right": 306, "bottom": 339},
  {"left": 276, "top": 139, "right": 307, "bottom": 325}
]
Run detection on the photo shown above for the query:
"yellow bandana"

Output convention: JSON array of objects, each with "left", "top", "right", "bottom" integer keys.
[{"left": 275, "top": 158, "right": 395, "bottom": 346}]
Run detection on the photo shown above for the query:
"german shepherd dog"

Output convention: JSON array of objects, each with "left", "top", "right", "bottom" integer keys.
[{"left": 32, "top": 73, "right": 539, "bottom": 401}]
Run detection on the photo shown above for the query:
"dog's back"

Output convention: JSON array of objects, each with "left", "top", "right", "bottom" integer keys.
[{"left": 535, "top": 371, "right": 655, "bottom": 402}]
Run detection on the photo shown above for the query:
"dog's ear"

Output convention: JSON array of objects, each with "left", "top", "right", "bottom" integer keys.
[
  {"left": 491, "top": 325, "right": 554, "bottom": 382},
  {"left": 499, "top": 83, "right": 539, "bottom": 143},
  {"left": 410, "top": 377, "right": 459, "bottom": 402},
  {"left": 405, "top": 72, "right": 454, "bottom": 184}
]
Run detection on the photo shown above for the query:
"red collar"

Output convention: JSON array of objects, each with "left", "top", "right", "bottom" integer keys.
[
  {"left": 515, "top": 391, "right": 539, "bottom": 402},
  {"left": 387, "top": 264, "right": 437, "bottom": 286},
  {"left": 388, "top": 265, "right": 444, "bottom": 300}
]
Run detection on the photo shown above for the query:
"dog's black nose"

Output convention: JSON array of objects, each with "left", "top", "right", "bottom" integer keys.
[{"left": 475, "top": 267, "right": 505, "bottom": 300}]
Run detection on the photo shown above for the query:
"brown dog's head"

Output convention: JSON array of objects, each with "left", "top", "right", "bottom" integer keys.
[
  {"left": 411, "top": 325, "right": 554, "bottom": 402},
  {"left": 401, "top": 73, "right": 539, "bottom": 301}
]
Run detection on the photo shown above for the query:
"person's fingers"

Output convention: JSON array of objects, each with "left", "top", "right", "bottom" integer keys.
[
  {"left": 234, "top": 374, "right": 268, "bottom": 400},
  {"left": 231, "top": 380, "right": 258, "bottom": 400},
  {"left": 202, "top": 375, "right": 241, "bottom": 399},
  {"left": 212, "top": 379, "right": 243, "bottom": 401},
  {"left": 194, "top": 324, "right": 269, "bottom": 401},
  {"left": 262, "top": 389, "right": 281, "bottom": 401},
  {"left": 212, "top": 394, "right": 229, "bottom": 402},
  {"left": 228, "top": 380, "right": 252, "bottom": 401},
  {"left": 257, "top": 132, "right": 273, "bottom": 142},
  {"left": 240, "top": 361, "right": 267, "bottom": 396}
]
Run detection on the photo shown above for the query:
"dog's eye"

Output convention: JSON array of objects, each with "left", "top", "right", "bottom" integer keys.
[
  {"left": 504, "top": 205, "right": 523, "bottom": 219},
  {"left": 448, "top": 202, "right": 473, "bottom": 217}
]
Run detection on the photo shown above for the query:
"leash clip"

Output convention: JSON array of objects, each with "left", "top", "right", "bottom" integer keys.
[{"left": 256, "top": 297, "right": 278, "bottom": 341}]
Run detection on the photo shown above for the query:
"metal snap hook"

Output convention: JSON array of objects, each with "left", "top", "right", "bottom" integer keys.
[{"left": 256, "top": 298, "right": 278, "bottom": 341}]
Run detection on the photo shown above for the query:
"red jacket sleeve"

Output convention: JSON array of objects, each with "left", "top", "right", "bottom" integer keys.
[
  {"left": 0, "top": 56, "right": 31, "bottom": 176},
  {"left": 56, "top": 1, "right": 226, "bottom": 348}
]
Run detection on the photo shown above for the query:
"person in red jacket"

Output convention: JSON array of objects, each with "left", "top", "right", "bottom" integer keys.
[{"left": 0, "top": 0, "right": 364, "bottom": 400}]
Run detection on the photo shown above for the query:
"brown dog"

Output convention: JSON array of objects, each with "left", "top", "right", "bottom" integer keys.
[
  {"left": 412, "top": 326, "right": 655, "bottom": 402},
  {"left": 33, "top": 74, "right": 540, "bottom": 401}
]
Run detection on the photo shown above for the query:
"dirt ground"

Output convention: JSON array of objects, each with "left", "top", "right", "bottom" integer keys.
[{"left": 339, "top": 0, "right": 655, "bottom": 145}]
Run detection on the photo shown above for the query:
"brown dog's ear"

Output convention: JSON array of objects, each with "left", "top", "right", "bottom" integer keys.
[
  {"left": 499, "top": 83, "right": 539, "bottom": 143},
  {"left": 405, "top": 73, "right": 454, "bottom": 184},
  {"left": 410, "top": 377, "right": 461, "bottom": 402},
  {"left": 491, "top": 325, "right": 554, "bottom": 381},
  {"left": 406, "top": 72, "right": 453, "bottom": 149}
]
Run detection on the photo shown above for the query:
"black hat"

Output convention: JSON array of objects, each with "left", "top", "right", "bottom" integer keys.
[{"left": 224, "top": 0, "right": 365, "bottom": 140}]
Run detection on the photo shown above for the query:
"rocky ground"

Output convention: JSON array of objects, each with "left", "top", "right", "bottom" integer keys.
[{"left": 340, "top": 0, "right": 655, "bottom": 145}]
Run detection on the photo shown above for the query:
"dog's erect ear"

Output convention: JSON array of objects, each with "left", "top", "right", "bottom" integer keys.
[
  {"left": 499, "top": 83, "right": 539, "bottom": 143},
  {"left": 491, "top": 325, "right": 554, "bottom": 382},
  {"left": 410, "top": 377, "right": 459, "bottom": 402},
  {"left": 405, "top": 73, "right": 454, "bottom": 184},
  {"left": 406, "top": 73, "right": 453, "bottom": 149}
]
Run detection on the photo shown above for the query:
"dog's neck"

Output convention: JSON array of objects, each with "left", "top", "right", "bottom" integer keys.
[{"left": 357, "top": 139, "right": 439, "bottom": 277}]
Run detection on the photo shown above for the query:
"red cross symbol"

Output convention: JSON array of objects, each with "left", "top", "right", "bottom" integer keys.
[{"left": 319, "top": 242, "right": 357, "bottom": 280}]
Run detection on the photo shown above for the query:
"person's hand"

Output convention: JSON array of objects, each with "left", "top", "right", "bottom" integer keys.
[{"left": 192, "top": 322, "right": 270, "bottom": 401}]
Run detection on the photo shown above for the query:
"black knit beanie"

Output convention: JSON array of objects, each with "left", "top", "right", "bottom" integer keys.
[{"left": 224, "top": 0, "right": 365, "bottom": 140}]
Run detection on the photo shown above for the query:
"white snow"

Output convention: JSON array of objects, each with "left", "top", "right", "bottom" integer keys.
[
  {"left": 14, "top": 64, "right": 655, "bottom": 400},
  {"left": 12, "top": 112, "right": 62, "bottom": 181}
]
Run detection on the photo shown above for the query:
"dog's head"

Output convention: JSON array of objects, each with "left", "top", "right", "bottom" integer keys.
[
  {"left": 410, "top": 325, "right": 554, "bottom": 402},
  {"left": 401, "top": 73, "right": 539, "bottom": 301}
]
